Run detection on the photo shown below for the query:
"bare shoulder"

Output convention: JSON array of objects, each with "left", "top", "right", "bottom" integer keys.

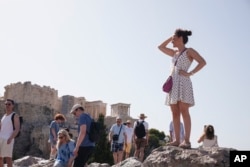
[
  {"left": 186, "top": 47, "right": 205, "bottom": 60},
  {"left": 14, "top": 113, "right": 19, "bottom": 116},
  {"left": 186, "top": 47, "right": 200, "bottom": 56},
  {"left": 14, "top": 113, "right": 20, "bottom": 119}
]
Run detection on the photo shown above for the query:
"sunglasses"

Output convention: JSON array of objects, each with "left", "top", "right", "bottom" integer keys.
[
  {"left": 5, "top": 103, "right": 12, "bottom": 106},
  {"left": 58, "top": 136, "right": 64, "bottom": 139}
]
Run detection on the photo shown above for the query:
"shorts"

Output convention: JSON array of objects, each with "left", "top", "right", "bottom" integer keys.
[
  {"left": 111, "top": 142, "right": 124, "bottom": 152},
  {"left": 124, "top": 143, "right": 132, "bottom": 153},
  {"left": 0, "top": 138, "right": 14, "bottom": 157},
  {"left": 49, "top": 138, "right": 57, "bottom": 148},
  {"left": 135, "top": 138, "right": 146, "bottom": 150}
]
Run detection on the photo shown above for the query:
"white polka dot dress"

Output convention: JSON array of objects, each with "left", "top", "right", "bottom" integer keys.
[{"left": 165, "top": 50, "right": 195, "bottom": 107}]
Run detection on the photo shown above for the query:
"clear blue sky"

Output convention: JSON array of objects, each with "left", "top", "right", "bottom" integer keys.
[{"left": 0, "top": 0, "right": 249, "bottom": 150}]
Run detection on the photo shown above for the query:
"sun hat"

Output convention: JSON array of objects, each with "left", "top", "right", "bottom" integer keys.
[
  {"left": 116, "top": 116, "right": 122, "bottom": 120},
  {"left": 138, "top": 113, "right": 147, "bottom": 118},
  {"left": 70, "top": 104, "right": 83, "bottom": 114},
  {"left": 126, "top": 120, "right": 131, "bottom": 123}
]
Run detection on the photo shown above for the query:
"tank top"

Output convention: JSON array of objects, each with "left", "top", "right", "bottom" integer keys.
[{"left": 0, "top": 112, "right": 15, "bottom": 139}]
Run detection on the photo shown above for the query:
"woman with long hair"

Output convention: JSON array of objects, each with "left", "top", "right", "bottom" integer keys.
[
  {"left": 53, "top": 129, "right": 75, "bottom": 167},
  {"left": 198, "top": 125, "right": 219, "bottom": 148}
]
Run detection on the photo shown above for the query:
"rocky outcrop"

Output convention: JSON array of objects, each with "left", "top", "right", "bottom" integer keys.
[
  {"left": 143, "top": 146, "right": 234, "bottom": 167},
  {"left": 10, "top": 146, "right": 235, "bottom": 167},
  {"left": 9, "top": 156, "right": 54, "bottom": 167}
]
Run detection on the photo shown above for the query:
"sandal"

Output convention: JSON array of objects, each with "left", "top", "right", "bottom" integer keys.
[
  {"left": 179, "top": 142, "right": 191, "bottom": 149},
  {"left": 166, "top": 141, "right": 180, "bottom": 147}
]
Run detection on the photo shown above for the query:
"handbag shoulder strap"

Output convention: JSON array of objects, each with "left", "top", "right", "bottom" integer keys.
[
  {"left": 118, "top": 125, "right": 122, "bottom": 137},
  {"left": 174, "top": 48, "right": 187, "bottom": 66}
]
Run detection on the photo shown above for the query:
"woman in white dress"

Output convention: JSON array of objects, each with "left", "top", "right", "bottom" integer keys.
[{"left": 158, "top": 28, "right": 206, "bottom": 148}]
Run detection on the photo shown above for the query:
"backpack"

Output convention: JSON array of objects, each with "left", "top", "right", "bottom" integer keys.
[
  {"left": 88, "top": 119, "right": 101, "bottom": 143},
  {"left": 11, "top": 112, "right": 23, "bottom": 138},
  {"left": 134, "top": 121, "right": 146, "bottom": 138}
]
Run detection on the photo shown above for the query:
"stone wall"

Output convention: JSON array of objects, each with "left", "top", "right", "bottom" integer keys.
[
  {"left": 0, "top": 81, "right": 135, "bottom": 159},
  {"left": 85, "top": 101, "right": 107, "bottom": 118},
  {"left": 0, "top": 82, "right": 108, "bottom": 159},
  {"left": 4, "top": 82, "right": 59, "bottom": 110}
]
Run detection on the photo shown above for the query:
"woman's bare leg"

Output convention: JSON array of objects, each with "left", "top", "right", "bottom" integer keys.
[
  {"left": 179, "top": 101, "right": 191, "bottom": 144},
  {"left": 170, "top": 103, "right": 181, "bottom": 145}
]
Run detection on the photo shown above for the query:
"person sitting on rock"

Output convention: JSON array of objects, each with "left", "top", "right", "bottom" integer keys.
[
  {"left": 53, "top": 129, "right": 75, "bottom": 167},
  {"left": 197, "top": 125, "right": 218, "bottom": 148}
]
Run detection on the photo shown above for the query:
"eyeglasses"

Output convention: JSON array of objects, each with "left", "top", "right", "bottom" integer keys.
[
  {"left": 58, "top": 136, "right": 64, "bottom": 139},
  {"left": 5, "top": 103, "right": 12, "bottom": 106}
]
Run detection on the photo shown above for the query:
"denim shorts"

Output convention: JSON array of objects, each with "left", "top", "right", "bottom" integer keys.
[{"left": 111, "top": 142, "right": 124, "bottom": 152}]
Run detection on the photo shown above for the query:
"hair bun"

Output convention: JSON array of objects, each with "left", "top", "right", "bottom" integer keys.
[{"left": 185, "top": 30, "right": 192, "bottom": 36}]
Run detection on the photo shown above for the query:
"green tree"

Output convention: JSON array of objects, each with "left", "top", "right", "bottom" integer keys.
[
  {"left": 88, "top": 114, "right": 113, "bottom": 164},
  {"left": 144, "top": 128, "right": 166, "bottom": 159},
  {"left": 149, "top": 128, "right": 166, "bottom": 140}
]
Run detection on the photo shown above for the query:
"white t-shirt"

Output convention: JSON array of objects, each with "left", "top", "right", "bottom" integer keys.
[
  {"left": 125, "top": 126, "right": 134, "bottom": 143},
  {"left": 110, "top": 124, "right": 126, "bottom": 143}
]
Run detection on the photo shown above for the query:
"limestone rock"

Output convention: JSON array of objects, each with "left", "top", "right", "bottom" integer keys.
[
  {"left": 143, "top": 146, "right": 235, "bottom": 167},
  {"left": 11, "top": 146, "right": 235, "bottom": 167},
  {"left": 11, "top": 156, "right": 53, "bottom": 167},
  {"left": 118, "top": 157, "right": 142, "bottom": 167}
]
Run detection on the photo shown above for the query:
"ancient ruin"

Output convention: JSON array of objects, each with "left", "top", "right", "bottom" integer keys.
[{"left": 0, "top": 81, "right": 135, "bottom": 159}]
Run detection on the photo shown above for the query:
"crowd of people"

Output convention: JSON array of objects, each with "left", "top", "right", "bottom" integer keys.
[
  {"left": 50, "top": 111, "right": 151, "bottom": 166},
  {"left": 108, "top": 113, "right": 149, "bottom": 165},
  {"left": 0, "top": 98, "right": 150, "bottom": 167},
  {"left": 48, "top": 104, "right": 95, "bottom": 167}
]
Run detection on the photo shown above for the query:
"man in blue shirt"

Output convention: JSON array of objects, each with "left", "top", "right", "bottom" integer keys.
[
  {"left": 70, "top": 104, "right": 95, "bottom": 167},
  {"left": 169, "top": 121, "right": 185, "bottom": 143}
]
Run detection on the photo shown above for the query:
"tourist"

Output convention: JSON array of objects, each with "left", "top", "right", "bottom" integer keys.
[
  {"left": 109, "top": 116, "right": 127, "bottom": 165},
  {"left": 70, "top": 104, "right": 95, "bottom": 167},
  {"left": 123, "top": 120, "right": 134, "bottom": 159},
  {"left": 49, "top": 113, "right": 66, "bottom": 160},
  {"left": 158, "top": 28, "right": 206, "bottom": 148},
  {"left": 64, "top": 128, "right": 73, "bottom": 140},
  {"left": 169, "top": 121, "right": 185, "bottom": 143},
  {"left": 53, "top": 129, "right": 75, "bottom": 167},
  {"left": 133, "top": 113, "right": 149, "bottom": 162},
  {"left": 198, "top": 125, "right": 219, "bottom": 148},
  {"left": 0, "top": 99, "right": 21, "bottom": 167}
]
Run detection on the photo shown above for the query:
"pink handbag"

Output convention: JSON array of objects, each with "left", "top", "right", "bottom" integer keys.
[
  {"left": 162, "top": 48, "right": 187, "bottom": 93},
  {"left": 162, "top": 76, "right": 173, "bottom": 93}
]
